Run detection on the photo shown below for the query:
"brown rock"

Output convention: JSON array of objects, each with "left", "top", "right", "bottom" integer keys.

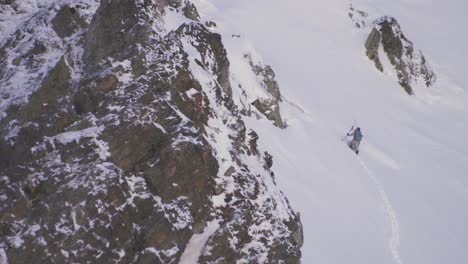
[{"left": 97, "top": 74, "right": 119, "bottom": 93}]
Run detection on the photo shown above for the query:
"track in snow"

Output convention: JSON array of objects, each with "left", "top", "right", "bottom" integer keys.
[
  {"left": 358, "top": 156, "right": 403, "bottom": 264},
  {"left": 283, "top": 96, "right": 403, "bottom": 264},
  {"left": 282, "top": 96, "right": 315, "bottom": 117}
]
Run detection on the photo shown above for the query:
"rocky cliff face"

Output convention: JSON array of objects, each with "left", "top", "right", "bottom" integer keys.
[
  {"left": 0, "top": 1, "right": 302, "bottom": 263},
  {"left": 245, "top": 54, "right": 285, "bottom": 129},
  {"left": 350, "top": 6, "right": 436, "bottom": 95}
]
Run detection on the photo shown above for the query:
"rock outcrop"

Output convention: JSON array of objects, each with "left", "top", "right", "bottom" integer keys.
[
  {"left": 0, "top": 0, "right": 302, "bottom": 263},
  {"left": 364, "top": 16, "right": 436, "bottom": 94},
  {"left": 244, "top": 54, "right": 286, "bottom": 129}
]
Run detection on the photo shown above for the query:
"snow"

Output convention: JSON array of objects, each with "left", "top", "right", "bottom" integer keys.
[
  {"left": 4, "top": 121, "right": 21, "bottom": 143},
  {"left": 178, "top": 220, "right": 220, "bottom": 264},
  {"left": 116, "top": 249, "right": 125, "bottom": 260},
  {"left": 211, "top": 193, "right": 226, "bottom": 207},
  {"left": 26, "top": 225, "right": 41, "bottom": 237},
  {"left": 194, "top": 0, "right": 468, "bottom": 263},
  {"left": 1, "top": 0, "right": 467, "bottom": 263},
  {"left": 174, "top": 13, "right": 298, "bottom": 259},
  {"left": 8, "top": 236, "right": 24, "bottom": 249},
  {"left": 110, "top": 59, "right": 133, "bottom": 85},
  {"left": 146, "top": 245, "right": 179, "bottom": 262},
  {"left": 153, "top": 122, "right": 167, "bottom": 134},
  {"left": 55, "top": 220, "right": 72, "bottom": 235},
  {"left": 48, "top": 126, "right": 111, "bottom": 160},
  {"left": 37, "top": 237, "right": 47, "bottom": 246},
  {"left": 0, "top": 248, "right": 8, "bottom": 264},
  {"left": 227, "top": 42, "right": 275, "bottom": 102},
  {"left": 163, "top": 7, "right": 192, "bottom": 32},
  {"left": 185, "top": 88, "right": 199, "bottom": 99},
  {"left": 363, "top": 140, "right": 400, "bottom": 170},
  {"left": 0, "top": 0, "right": 101, "bottom": 117},
  {"left": 61, "top": 249, "right": 69, "bottom": 259},
  {"left": 53, "top": 126, "right": 103, "bottom": 144},
  {"left": 358, "top": 155, "right": 402, "bottom": 264},
  {"left": 70, "top": 209, "right": 80, "bottom": 231}
]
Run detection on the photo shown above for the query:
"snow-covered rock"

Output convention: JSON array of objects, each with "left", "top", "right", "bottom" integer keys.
[
  {"left": 0, "top": 0, "right": 301, "bottom": 263},
  {"left": 365, "top": 16, "right": 436, "bottom": 94},
  {"left": 352, "top": 7, "right": 437, "bottom": 95}
]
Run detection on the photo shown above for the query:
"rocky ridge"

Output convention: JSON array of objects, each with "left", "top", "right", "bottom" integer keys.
[
  {"left": 245, "top": 54, "right": 285, "bottom": 129},
  {"left": 350, "top": 5, "right": 436, "bottom": 95},
  {"left": 0, "top": 0, "right": 302, "bottom": 263}
]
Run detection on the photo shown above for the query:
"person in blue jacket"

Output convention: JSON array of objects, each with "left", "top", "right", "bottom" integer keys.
[{"left": 347, "top": 127, "right": 363, "bottom": 155}]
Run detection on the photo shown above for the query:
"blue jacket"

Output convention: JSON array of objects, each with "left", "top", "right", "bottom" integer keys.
[{"left": 353, "top": 129, "right": 363, "bottom": 142}]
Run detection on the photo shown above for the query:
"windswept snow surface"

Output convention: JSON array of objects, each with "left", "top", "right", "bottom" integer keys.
[{"left": 194, "top": 0, "right": 468, "bottom": 263}]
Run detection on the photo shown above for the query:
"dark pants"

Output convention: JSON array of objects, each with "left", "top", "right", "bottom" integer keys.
[{"left": 349, "top": 139, "right": 360, "bottom": 154}]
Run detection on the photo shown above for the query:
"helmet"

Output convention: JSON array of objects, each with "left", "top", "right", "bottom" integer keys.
[{"left": 356, "top": 127, "right": 360, "bottom": 131}]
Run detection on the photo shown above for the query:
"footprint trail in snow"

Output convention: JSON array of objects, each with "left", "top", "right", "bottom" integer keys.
[
  {"left": 284, "top": 95, "right": 403, "bottom": 264},
  {"left": 358, "top": 156, "right": 403, "bottom": 264}
]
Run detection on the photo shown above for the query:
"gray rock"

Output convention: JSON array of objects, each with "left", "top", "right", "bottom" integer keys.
[
  {"left": 364, "top": 16, "right": 436, "bottom": 95},
  {"left": 245, "top": 54, "right": 286, "bottom": 128},
  {"left": 51, "top": 5, "right": 86, "bottom": 38},
  {"left": 98, "top": 75, "right": 119, "bottom": 92},
  {"left": 205, "top": 21, "right": 217, "bottom": 28},
  {"left": 0, "top": 1, "right": 302, "bottom": 263},
  {"left": 176, "top": 23, "right": 234, "bottom": 105},
  {"left": 73, "top": 86, "right": 103, "bottom": 114},
  {"left": 183, "top": 2, "right": 200, "bottom": 21},
  {"left": 0, "top": 0, "right": 14, "bottom": 5},
  {"left": 365, "top": 28, "right": 383, "bottom": 72},
  {"left": 83, "top": 0, "right": 148, "bottom": 68}
]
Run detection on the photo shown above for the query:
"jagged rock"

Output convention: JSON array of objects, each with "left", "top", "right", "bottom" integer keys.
[
  {"left": 0, "top": 0, "right": 14, "bottom": 5},
  {"left": 247, "top": 129, "right": 259, "bottom": 155},
  {"left": 252, "top": 98, "right": 285, "bottom": 128},
  {"left": 0, "top": 48, "right": 6, "bottom": 79},
  {"left": 170, "top": 69, "right": 210, "bottom": 126},
  {"left": 264, "top": 151, "right": 273, "bottom": 170},
  {"left": 73, "top": 86, "right": 102, "bottom": 114},
  {"left": 176, "top": 23, "right": 233, "bottom": 102},
  {"left": 143, "top": 141, "right": 217, "bottom": 203},
  {"left": 244, "top": 54, "right": 286, "bottom": 128},
  {"left": 365, "top": 28, "right": 383, "bottom": 72},
  {"left": 0, "top": 1, "right": 302, "bottom": 263},
  {"left": 52, "top": 5, "right": 86, "bottom": 38},
  {"left": 73, "top": 75, "right": 118, "bottom": 114},
  {"left": 418, "top": 53, "right": 436, "bottom": 87},
  {"left": 291, "top": 213, "right": 304, "bottom": 248},
  {"left": 9, "top": 40, "right": 48, "bottom": 69},
  {"left": 224, "top": 166, "right": 236, "bottom": 177},
  {"left": 167, "top": 0, "right": 183, "bottom": 9},
  {"left": 0, "top": 57, "right": 75, "bottom": 170},
  {"left": 83, "top": 0, "right": 150, "bottom": 68},
  {"left": 183, "top": 2, "right": 200, "bottom": 21},
  {"left": 104, "top": 124, "right": 169, "bottom": 171},
  {"left": 364, "top": 16, "right": 436, "bottom": 94},
  {"left": 21, "top": 57, "right": 71, "bottom": 123},
  {"left": 96, "top": 74, "right": 119, "bottom": 93},
  {"left": 249, "top": 58, "right": 281, "bottom": 103},
  {"left": 205, "top": 21, "right": 217, "bottom": 28}
]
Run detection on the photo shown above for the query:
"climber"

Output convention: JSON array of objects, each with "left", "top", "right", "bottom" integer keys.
[{"left": 347, "top": 127, "right": 363, "bottom": 155}]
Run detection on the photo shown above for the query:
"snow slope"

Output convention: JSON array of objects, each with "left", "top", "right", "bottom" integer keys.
[{"left": 193, "top": 0, "right": 468, "bottom": 263}]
